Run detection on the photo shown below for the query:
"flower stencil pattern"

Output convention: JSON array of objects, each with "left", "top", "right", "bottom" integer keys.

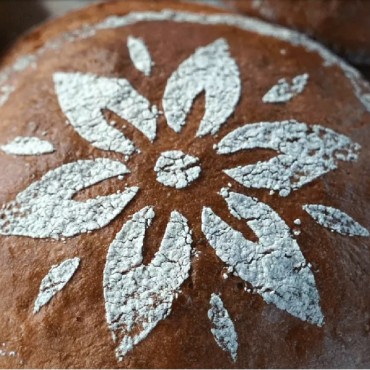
[{"left": 0, "top": 34, "right": 368, "bottom": 362}]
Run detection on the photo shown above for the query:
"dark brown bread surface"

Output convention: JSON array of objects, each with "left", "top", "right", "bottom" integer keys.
[
  {"left": 228, "top": 0, "right": 370, "bottom": 65},
  {"left": 0, "top": 1, "right": 369, "bottom": 368}
]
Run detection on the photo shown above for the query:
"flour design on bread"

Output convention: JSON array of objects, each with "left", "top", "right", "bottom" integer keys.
[
  {"left": 262, "top": 73, "right": 309, "bottom": 103},
  {"left": 203, "top": 189, "right": 324, "bottom": 327},
  {"left": 0, "top": 159, "right": 138, "bottom": 238},
  {"left": 0, "top": 10, "right": 369, "bottom": 364},
  {"left": 154, "top": 150, "right": 201, "bottom": 189},
  {"left": 163, "top": 38, "right": 241, "bottom": 137},
  {"left": 0, "top": 344, "right": 17, "bottom": 359},
  {"left": 53, "top": 72, "right": 157, "bottom": 157},
  {"left": 216, "top": 120, "right": 360, "bottom": 197},
  {"left": 303, "top": 205, "right": 370, "bottom": 237},
  {"left": 208, "top": 293, "right": 238, "bottom": 362},
  {"left": 104, "top": 207, "right": 192, "bottom": 360},
  {"left": 34, "top": 257, "right": 80, "bottom": 314},
  {"left": 127, "top": 36, "right": 153, "bottom": 77}
]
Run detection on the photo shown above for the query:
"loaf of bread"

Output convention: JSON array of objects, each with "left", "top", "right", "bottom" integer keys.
[
  {"left": 227, "top": 0, "right": 370, "bottom": 66},
  {"left": 0, "top": 1, "right": 369, "bottom": 368}
]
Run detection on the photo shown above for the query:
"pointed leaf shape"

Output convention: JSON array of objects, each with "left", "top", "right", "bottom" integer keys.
[
  {"left": 163, "top": 38, "right": 241, "bottom": 137},
  {"left": 303, "top": 204, "right": 369, "bottom": 236},
  {"left": 127, "top": 36, "right": 153, "bottom": 76},
  {"left": 202, "top": 190, "right": 324, "bottom": 326},
  {"left": 103, "top": 207, "right": 192, "bottom": 360},
  {"left": 53, "top": 72, "right": 157, "bottom": 156},
  {"left": 217, "top": 120, "right": 360, "bottom": 196},
  {"left": 1, "top": 136, "right": 55, "bottom": 156},
  {"left": 208, "top": 293, "right": 238, "bottom": 362},
  {"left": 0, "top": 158, "right": 138, "bottom": 239},
  {"left": 34, "top": 257, "right": 80, "bottom": 313},
  {"left": 262, "top": 73, "right": 308, "bottom": 103}
]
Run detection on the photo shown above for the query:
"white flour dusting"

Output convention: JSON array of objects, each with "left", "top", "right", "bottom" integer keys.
[
  {"left": 103, "top": 207, "right": 192, "bottom": 360},
  {"left": 0, "top": 347, "right": 16, "bottom": 357},
  {"left": 154, "top": 150, "right": 201, "bottom": 189},
  {"left": 217, "top": 120, "right": 359, "bottom": 197},
  {"left": 1, "top": 136, "right": 55, "bottom": 156},
  {"left": 163, "top": 38, "right": 240, "bottom": 136},
  {"left": 262, "top": 73, "right": 308, "bottom": 103},
  {"left": 53, "top": 72, "right": 157, "bottom": 157},
  {"left": 127, "top": 36, "right": 153, "bottom": 76},
  {"left": 0, "top": 158, "right": 138, "bottom": 239},
  {"left": 208, "top": 293, "right": 238, "bottom": 361},
  {"left": 303, "top": 204, "right": 369, "bottom": 237},
  {"left": 202, "top": 189, "right": 324, "bottom": 326},
  {"left": 34, "top": 257, "right": 80, "bottom": 313}
]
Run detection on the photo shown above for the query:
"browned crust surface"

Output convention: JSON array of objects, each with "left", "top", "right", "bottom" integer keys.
[
  {"left": 229, "top": 0, "right": 370, "bottom": 65},
  {"left": 0, "top": 1, "right": 369, "bottom": 368}
]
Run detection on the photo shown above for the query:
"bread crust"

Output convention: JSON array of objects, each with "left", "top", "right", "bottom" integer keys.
[
  {"left": 0, "top": 1, "right": 369, "bottom": 368},
  {"left": 228, "top": 0, "right": 370, "bottom": 66}
]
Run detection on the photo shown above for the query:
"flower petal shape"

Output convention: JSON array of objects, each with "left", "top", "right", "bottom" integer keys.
[
  {"left": 127, "top": 36, "right": 153, "bottom": 76},
  {"left": 53, "top": 72, "right": 157, "bottom": 157},
  {"left": 303, "top": 204, "right": 369, "bottom": 237},
  {"left": 163, "top": 38, "right": 241, "bottom": 137},
  {"left": 0, "top": 158, "right": 138, "bottom": 239},
  {"left": 103, "top": 207, "right": 192, "bottom": 360},
  {"left": 202, "top": 190, "right": 324, "bottom": 326},
  {"left": 217, "top": 120, "right": 360, "bottom": 196},
  {"left": 154, "top": 150, "right": 201, "bottom": 189},
  {"left": 1, "top": 136, "right": 55, "bottom": 156},
  {"left": 33, "top": 257, "right": 80, "bottom": 313},
  {"left": 208, "top": 293, "right": 238, "bottom": 362},
  {"left": 262, "top": 73, "right": 308, "bottom": 103}
]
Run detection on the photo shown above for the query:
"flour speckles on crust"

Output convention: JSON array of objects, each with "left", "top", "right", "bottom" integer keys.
[
  {"left": 202, "top": 190, "right": 324, "bottom": 326},
  {"left": 303, "top": 204, "right": 369, "bottom": 237},
  {"left": 0, "top": 136, "right": 55, "bottom": 156},
  {"left": 0, "top": 158, "right": 138, "bottom": 239},
  {"left": 163, "top": 38, "right": 240, "bottom": 137},
  {"left": 154, "top": 150, "right": 201, "bottom": 189},
  {"left": 34, "top": 257, "right": 80, "bottom": 313},
  {"left": 217, "top": 120, "right": 360, "bottom": 196},
  {"left": 208, "top": 293, "right": 238, "bottom": 362},
  {"left": 0, "top": 343, "right": 16, "bottom": 358},
  {"left": 53, "top": 72, "right": 158, "bottom": 156},
  {"left": 262, "top": 73, "right": 308, "bottom": 103},
  {"left": 103, "top": 208, "right": 192, "bottom": 360},
  {"left": 0, "top": 85, "right": 15, "bottom": 107},
  {"left": 251, "top": 0, "right": 276, "bottom": 18},
  {"left": 127, "top": 36, "right": 153, "bottom": 76}
]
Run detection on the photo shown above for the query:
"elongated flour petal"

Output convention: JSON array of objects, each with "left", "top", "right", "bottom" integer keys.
[
  {"left": 303, "top": 204, "right": 369, "bottom": 236},
  {"left": 104, "top": 208, "right": 192, "bottom": 360},
  {"left": 34, "top": 257, "right": 80, "bottom": 313},
  {"left": 202, "top": 190, "right": 324, "bottom": 326},
  {"left": 0, "top": 158, "right": 138, "bottom": 239},
  {"left": 163, "top": 38, "right": 240, "bottom": 136}
]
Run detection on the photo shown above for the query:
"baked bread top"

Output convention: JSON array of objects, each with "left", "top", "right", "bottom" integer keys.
[
  {"left": 0, "top": 1, "right": 369, "bottom": 368},
  {"left": 228, "top": 0, "right": 370, "bottom": 66}
]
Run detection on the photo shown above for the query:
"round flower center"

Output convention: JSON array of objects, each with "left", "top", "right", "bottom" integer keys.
[{"left": 154, "top": 150, "right": 201, "bottom": 189}]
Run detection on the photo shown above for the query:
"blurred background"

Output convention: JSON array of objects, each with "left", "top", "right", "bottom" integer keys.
[{"left": 0, "top": 0, "right": 97, "bottom": 54}]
